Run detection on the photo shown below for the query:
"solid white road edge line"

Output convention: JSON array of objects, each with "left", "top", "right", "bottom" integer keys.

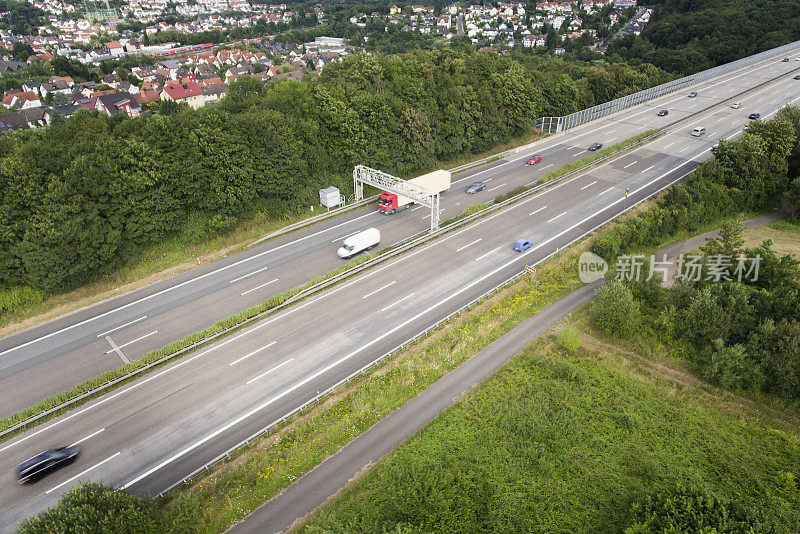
[{"left": 122, "top": 149, "right": 709, "bottom": 492}]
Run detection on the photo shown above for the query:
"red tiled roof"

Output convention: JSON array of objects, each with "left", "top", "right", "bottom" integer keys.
[{"left": 163, "top": 81, "right": 203, "bottom": 100}]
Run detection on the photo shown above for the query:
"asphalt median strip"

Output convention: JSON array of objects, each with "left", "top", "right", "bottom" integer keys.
[{"left": 227, "top": 281, "right": 601, "bottom": 534}]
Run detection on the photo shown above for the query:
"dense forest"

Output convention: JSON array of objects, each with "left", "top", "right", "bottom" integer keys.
[
  {"left": 608, "top": 0, "right": 800, "bottom": 74},
  {"left": 0, "top": 49, "right": 670, "bottom": 294},
  {"left": 0, "top": 0, "right": 45, "bottom": 36}
]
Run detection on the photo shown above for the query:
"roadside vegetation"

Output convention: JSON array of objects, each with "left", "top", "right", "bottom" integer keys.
[
  {"left": 302, "top": 330, "right": 800, "bottom": 533},
  {"left": 0, "top": 47, "right": 674, "bottom": 317}
]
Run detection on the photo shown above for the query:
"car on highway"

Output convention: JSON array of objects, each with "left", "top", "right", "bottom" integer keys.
[
  {"left": 17, "top": 446, "right": 79, "bottom": 484},
  {"left": 794, "top": 74, "right": 800, "bottom": 80},
  {"left": 588, "top": 142, "right": 603, "bottom": 151},
  {"left": 784, "top": 57, "right": 791, "bottom": 62},
  {"left": 687, "top": 91, "right": 698, "bottom": 98},
  {"left": 749, "top": 112, "right": 761, "bottom": 120},
  {"left": 513, "top": 239, "right": 532, "bottom": 252},
  {"left": 691, "top": 126, "right": 706, "bottom": 137},
  {"left": 526, "top": 155, "right": 543, "bottom": 165},
  {"left": 731, "top": 102, "right": 742, "bottom": 109},
  {"left": 465, "top": 181, "right": 485, "bottom": 194},
  {"left": 657, "top": 109, "right": 669, "bottom": 116}
]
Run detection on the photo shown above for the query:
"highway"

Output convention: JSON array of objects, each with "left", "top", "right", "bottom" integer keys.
[
  {"left": 1, "top": 49, "right": 800, "bottom": 530},
  {"left": 3, "top": 51, "right": 799, "bottom": 416}
]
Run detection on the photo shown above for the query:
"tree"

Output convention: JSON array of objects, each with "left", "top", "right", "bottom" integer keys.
[
  {"left": 590, "top": 279, "right": 641, "bottom": 338},
  {"left": 11, "top": 41, "right": 34, "bottom": 62},
  {"left": 18, "top": 482, "right": 159, "bottom": 533},
  {"left": 701, "top": 218, "right": 745, "bottom": 257}
]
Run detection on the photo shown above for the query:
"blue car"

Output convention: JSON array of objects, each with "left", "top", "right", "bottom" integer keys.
[{"left": 513, "top": 239, "right": 532, "bottom": 252}]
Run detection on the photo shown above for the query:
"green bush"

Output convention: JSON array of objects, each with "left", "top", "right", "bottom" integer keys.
[
  {"left": 556, "top": 326, "right": 581, "bottom": 352},
  {"left": 703, "top": 339, "right": 765, "bottom": 392},
  {"left": 590, "top": 280, "right": 641, "bottom": 338},
  {"left": 0, "top": 285, "right": 45, "bottom": 316},
  {"left": 18, "top": 482, "right": 159, "bottom": 533},
  {"left": 625, "top": 484, "right": 764, "bottom": 534},
  {"left": 159, "top": 492, "right": 201, "bottom": 534}
]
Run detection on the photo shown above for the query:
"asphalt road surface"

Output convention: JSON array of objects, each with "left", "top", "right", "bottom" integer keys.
[
  {"left": 2, "top": 49, "right": 800, "bottom": 531},
  {"left": 2, "top": 49, "right": 799, "bottom": 415},
  {"left": 228, "top": 204, "right": 791, "bottom": 534},
  {"left": 227, "top": 281, "right": 602, "bottom": 534}
]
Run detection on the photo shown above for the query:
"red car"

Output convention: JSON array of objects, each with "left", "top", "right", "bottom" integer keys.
[{"left": 526, "top": 155, "right": 543, "bottom": 165}]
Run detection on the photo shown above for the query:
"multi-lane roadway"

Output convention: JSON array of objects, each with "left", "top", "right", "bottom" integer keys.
[
  {"left": 4, "top": 50, "right": 799, "bottom": 416},
  {"left": 2, "top": 48, "right": 800, "bottom": 530}
]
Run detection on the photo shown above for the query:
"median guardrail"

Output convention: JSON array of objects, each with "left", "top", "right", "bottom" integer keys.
[{"left": 3, "top": 50, "right": 796, "bottom": 444}]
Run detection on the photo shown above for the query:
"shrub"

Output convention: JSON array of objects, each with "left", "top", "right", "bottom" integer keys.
[
  {"left": 703, "top": 339, "right": 766, "bottom": 391},
  {"left": 556, "top": 326, "right": 581, "bottom": 352},
  {"left": 625, "top": 484, "right": 765, "bottom": 534},
  {"left": 0, "top": 285, "right": 45, "bottom": 316},
  {"left": 159, "top": 492, "right": 201, "bottom": 534},
  {"left": 590, "top": 279, "right": 641, "bottom": 338},
  {"left": 18, "top": 482, "right": 159, "bottom": 533}
]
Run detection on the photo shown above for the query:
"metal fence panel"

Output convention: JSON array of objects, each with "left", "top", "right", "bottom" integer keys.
[{"left": 537, "top": 39, "right": 800, "bottom": 132}]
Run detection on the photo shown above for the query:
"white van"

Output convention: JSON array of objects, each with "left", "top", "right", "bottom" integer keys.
[
  {"left": 691, "top": 126, "right": 706, "bottom": 137},
  {"left": 338, "top": 228, "right": 380, "bottom": 258}
]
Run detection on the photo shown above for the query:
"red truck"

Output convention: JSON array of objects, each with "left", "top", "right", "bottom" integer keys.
[{"left": 378, "top": 170, "right": 452, "bottom": 215}]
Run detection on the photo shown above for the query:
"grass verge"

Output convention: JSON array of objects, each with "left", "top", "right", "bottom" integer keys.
[
  {"left": 158, "top": 245, "right": 585, "bottom": 532},
  {"left": 0, "top": 250, "right": 381, "bottom": 439},
  {"left": 0, "top": 131, "right": 546, "bottom": 333},
  {"left": 536, "top": 129, "right": 660, "bottom": 186},
  {"left": 301, "top": 313, "right": 800, "bottom": 533}
]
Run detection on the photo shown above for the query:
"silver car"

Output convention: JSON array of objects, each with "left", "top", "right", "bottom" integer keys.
[{"left": 465, "top": 181, "right": 485, "bottom": 194}]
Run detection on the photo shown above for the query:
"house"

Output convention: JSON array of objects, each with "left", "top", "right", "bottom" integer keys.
[
  {"left": 133, "top": 88, "right": 161, "bottom": 106},
  {"left": 102, "top": 41, "right": 124, "bottom": 57},
  {"left": 0, "top": 107, "right": 52, "bottom": 134},
  {"left": 22, "top": 81, "right": 43, "bottom": 96},
  {"left": 101, "top": 72, "right": 122, "bottom": 88},
  {"left": 202, "top": 83, "right": 226, "bottom": 104},
  {"left": 161, "top": 80, "right": 204, "bottom": 109},
  {"left": 1, "top": 91, "right": 43, "bottom": 110},
  {"left": 96, "top": 92, "right": 141, "bottom": 117},
  {"left": 225, "top": 65, "right": 253, "bottom": 83},
  {"left": 0, "top": 59, "right": 26, "bottom": 72}
]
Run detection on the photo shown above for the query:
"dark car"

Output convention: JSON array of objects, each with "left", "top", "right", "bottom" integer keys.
[
  {"left": 794, "top": 74, "right": 800, "bottom": 80},
  {"left": 17, "top": 447, "right": 79, "bottom": 484},
  {"left": 749, "top": 112, "right": 761, "bottom": 120},
  {"left": 657, "top": 109, "right": 669, "bottom": 116},
  {"left": 784, "top": 57, "right": 791, "bottom": 62},
  {"left": 513, "top": 239, "right": 532, "bottom": 252},
  {"left": 588, "top": 142, "right": 603, "bottom": 151},
  {"left": 687, "top": 91, "right": 698, "bottom": 98},
  {"left": 526, "top": 155, "right": 543, "bottom": 165},
  {"left": 465, "top": 181, "right": 485, "bottom": 194}
]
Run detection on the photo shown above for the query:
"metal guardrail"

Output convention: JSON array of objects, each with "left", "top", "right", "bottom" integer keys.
[
  {"left": 155, "top": 60, "right": 800, "bottom": 494},
  {"left": 537, "top": 38, "right": 800, "bottom": 133},
  {"left": 5, "top": 52, "right": 794, "bottom": 443},
  {"left": 157, "top": 148, "right": 702, "bottom": 499},
  {"left": 247, "top": 145, "right": 530, "bottom": 249}
]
